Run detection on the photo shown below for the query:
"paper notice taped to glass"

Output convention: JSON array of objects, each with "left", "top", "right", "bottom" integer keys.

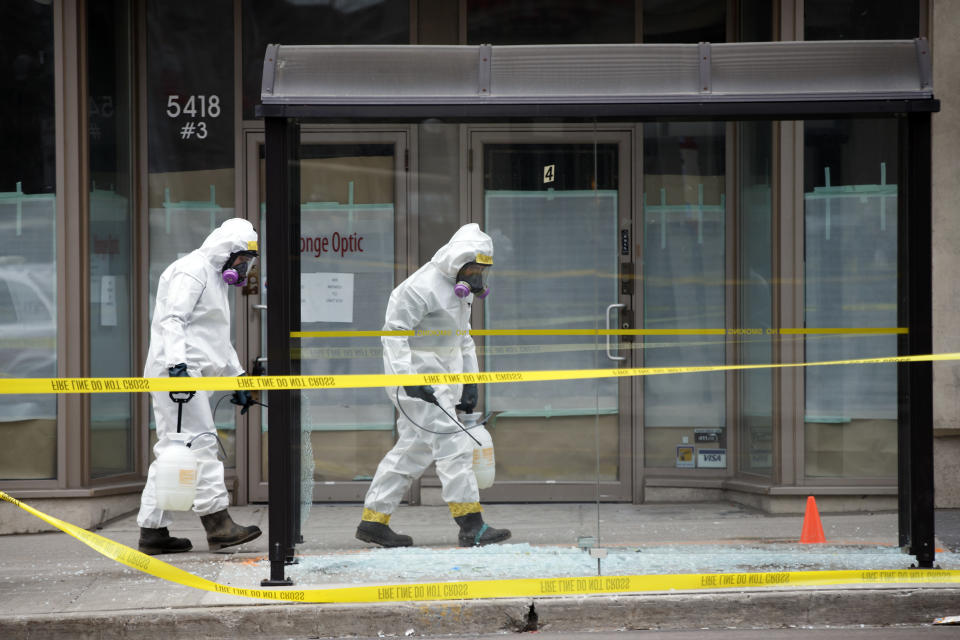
[{"left": 302, "top": 272, "right": 354, "bottom": 323}]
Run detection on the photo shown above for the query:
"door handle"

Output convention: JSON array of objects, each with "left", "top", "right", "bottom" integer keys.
[
  {"left": 606, "top": 303, "right": 626, "bottom": 362},
  {"left": 253, "top": 304, "right": 267, "bottom": 310}
]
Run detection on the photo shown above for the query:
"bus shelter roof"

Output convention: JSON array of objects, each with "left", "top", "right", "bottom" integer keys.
[{"left": 257, "top": 39, "right": 937, "bottom": 120}]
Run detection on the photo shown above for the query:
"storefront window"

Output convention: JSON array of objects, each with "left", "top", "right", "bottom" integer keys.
[
  {"left": 643, "top": 0, "right": 725, "bottom": 44},
  {"left": 803, "top": 118, "right": 899, "bottom": 478},
  {"left": 467, "top": 0, "right": 635, "bottom": 45},
  {"left": 738, "top": 121, "right": 773, "bottom": 477},
  {"left": 801, "top": 0, "right": 917, "bottom": 480},
  {"left": 241, "top": 0, "right": 409, "bottom": 120},
  {"left": 88, "top": 0, "right": 135, "bottom": 478},
  {"left": 805, "top": 0, "right": 919, "bottom": 40},
  {"left": 147, "top": 0, "right": 238, "bottom": 465},
  {"left": 417, "top": 122, "right": 461, "bottom": 263},
  {"left": 737, "top": 0, "right": 773, "bottom": 42},
  {"left": 639, "top": 0, "right": 728, "bottom": 471},
  {"left": 642, "top": 122, "right": 727, "bottom": 468},
  {"left": 0, "top": 0, "right": 57, "bottom": 480},
  {"left": 734, "top": 0, "right": 773, "bottom": 481}
]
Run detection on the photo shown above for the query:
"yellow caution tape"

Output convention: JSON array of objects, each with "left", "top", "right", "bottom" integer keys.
[
  {"left": 293, "top": 339, "right": 730, "bottom": 361},
  {"left": 291, "top": 330, "right": 413, "bottom": 338},
  {"left": 1, "top": 490, "right": 958, "bottom": 604},
  {"left": 0, "top": 352, "right": 956, "bottom": 395},
  {"left": 779, "top": 327, "right": 909, "bottom": 335},
  {"left": 292, "top": 327, "right": 907, "bottom": 338},
  {"left": 292, "top": 332, "right": 883, "bottom": 362}
]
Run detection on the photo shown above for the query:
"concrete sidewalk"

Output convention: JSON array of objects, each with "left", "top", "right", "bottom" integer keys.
[{"left": 2, "top": 501, "right": 960, "bottom": 639}]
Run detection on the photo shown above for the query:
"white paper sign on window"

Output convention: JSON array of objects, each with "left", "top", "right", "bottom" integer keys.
[{"left": 302, "top": 272, "right": 354, "bottom": 323}]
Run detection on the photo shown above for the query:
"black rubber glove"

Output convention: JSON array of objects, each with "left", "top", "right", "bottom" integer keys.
[
  {"left": 168, "top": 363, "right": 189, "bottom": 377},
  {"left": 403, "top": 385, "right": 438, "bottom": 405},
  {"left": 167, "top": 363, "right": 195, "bottom": 400},
  {"left": 231, "top": 390, "right": 256, "bottom": 415},
  {"left": 456, "top": 383, "right": 478, "bottom": 413}
]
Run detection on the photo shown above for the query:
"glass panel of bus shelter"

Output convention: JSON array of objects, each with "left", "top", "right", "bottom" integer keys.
[
  {"left": 279, "top": 144, "right": 398, "bottom": 511},
  {"left": 273, "top": 117, "right": 917, "bottom": 587}
]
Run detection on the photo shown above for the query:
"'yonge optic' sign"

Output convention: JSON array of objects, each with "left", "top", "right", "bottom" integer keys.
[{"left": 301, "top": 232, "right": 365, "bottom": 258}]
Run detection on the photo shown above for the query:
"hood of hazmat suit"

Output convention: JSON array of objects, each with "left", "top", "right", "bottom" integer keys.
[
  {"left": 144, "top": 218, "right": 258, "bottom": 378},
  {"left": 382, "top": 223, "right": 493, "bottom": 410}
]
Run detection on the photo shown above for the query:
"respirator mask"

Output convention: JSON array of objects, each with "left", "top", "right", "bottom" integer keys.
[
  {"left": 454, "top": 262, "right": 490, "bottom": 299},
  {"left": 222, "top": 251, "right": 258, "bottom": 286}
]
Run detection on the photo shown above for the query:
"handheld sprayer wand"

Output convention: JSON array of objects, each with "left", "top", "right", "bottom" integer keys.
[{"left": 395, "top": 387, "right": 483, "bottom": 446}]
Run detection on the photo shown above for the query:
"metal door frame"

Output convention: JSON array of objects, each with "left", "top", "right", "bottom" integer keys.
[{"left": 464, "top": 124, "right": 635, "bottom": 502}]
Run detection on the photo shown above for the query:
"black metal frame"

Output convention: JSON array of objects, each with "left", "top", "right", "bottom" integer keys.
[
  {"left": 262, "top": 116, "right": 301, "bottom": 586},
  {"left": 259, "top": 99, "right": 938, "bottom": 583},
  {"left": 898, "top": 112, "right": 935, "bottom": 568}
]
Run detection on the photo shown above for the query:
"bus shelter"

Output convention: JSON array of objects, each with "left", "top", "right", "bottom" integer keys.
[{"left": 256, "top": 40, "right": 938, "bottom": 585}]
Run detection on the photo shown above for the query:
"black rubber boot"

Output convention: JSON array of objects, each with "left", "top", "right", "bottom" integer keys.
[
  {"left": 199, "top": 509, "right": 262, "bottom": 551},
  {"left": 138, "top": 527, "right": 192, "bottom": 556},
  {"left": 454, "top": 512, "right": 511, "bottom": 547},
  {"left": 356, "top": 520, "right": 413, "bottom": 547}
]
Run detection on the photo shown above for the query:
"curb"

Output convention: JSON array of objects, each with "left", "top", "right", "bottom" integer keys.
[{"left": 3, "top": 586, "right": 959, "bottom": 639}]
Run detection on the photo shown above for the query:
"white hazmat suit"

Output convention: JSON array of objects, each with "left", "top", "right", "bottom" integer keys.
[
  {"left": 358, "top": 224, "right": 510, "bottom": 547},
  {"left": 138, "top": 218, "right": 257, "bottom": 529}
]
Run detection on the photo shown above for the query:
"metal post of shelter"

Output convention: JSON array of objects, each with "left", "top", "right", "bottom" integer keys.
[
  {"left": 262, "top": 115, "right": 301, "bottom": 586},
  {"left": 897, "top": 111, "right": 935, "bottom": 568}
]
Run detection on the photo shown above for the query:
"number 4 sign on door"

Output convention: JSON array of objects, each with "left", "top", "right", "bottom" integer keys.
[{"left": 543, "top": 164, "right": 555, "bottom": 184}]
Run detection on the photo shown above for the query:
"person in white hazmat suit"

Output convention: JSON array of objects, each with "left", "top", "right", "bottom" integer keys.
[
  {"left": 356, "top": 223, "right": 511, "bottom": 548},
  {"left": 137, "top": 218, "right": 262, "bottom": 555}
]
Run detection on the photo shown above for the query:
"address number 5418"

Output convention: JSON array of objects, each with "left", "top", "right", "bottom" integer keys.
[{"left": 166, "top": 94, "right": 221, "bottom": 119}]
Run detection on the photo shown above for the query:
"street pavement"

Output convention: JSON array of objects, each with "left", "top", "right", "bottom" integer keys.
[{"left": 2, "top": 500, "right": 960, "bottom": 639}]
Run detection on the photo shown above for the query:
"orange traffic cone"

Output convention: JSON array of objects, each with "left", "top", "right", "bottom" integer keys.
[{"left": 800, "top": 495, "right": 826, "bottom": 544}]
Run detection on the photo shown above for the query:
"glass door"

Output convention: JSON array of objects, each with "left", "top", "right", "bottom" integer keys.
[
  {"left": 468, "top": 127, "right": 634, "bottom": 501},
  {"left": 245, "top": 129, "right": 409, "bottom": 504}
]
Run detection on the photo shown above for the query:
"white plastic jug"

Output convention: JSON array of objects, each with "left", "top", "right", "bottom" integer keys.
[
  {"left": 462, "top": 413, "right": 496, "bottom": 489},
  {"left": 155, "top": 436, "right": 198, "bottom": 511}
]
